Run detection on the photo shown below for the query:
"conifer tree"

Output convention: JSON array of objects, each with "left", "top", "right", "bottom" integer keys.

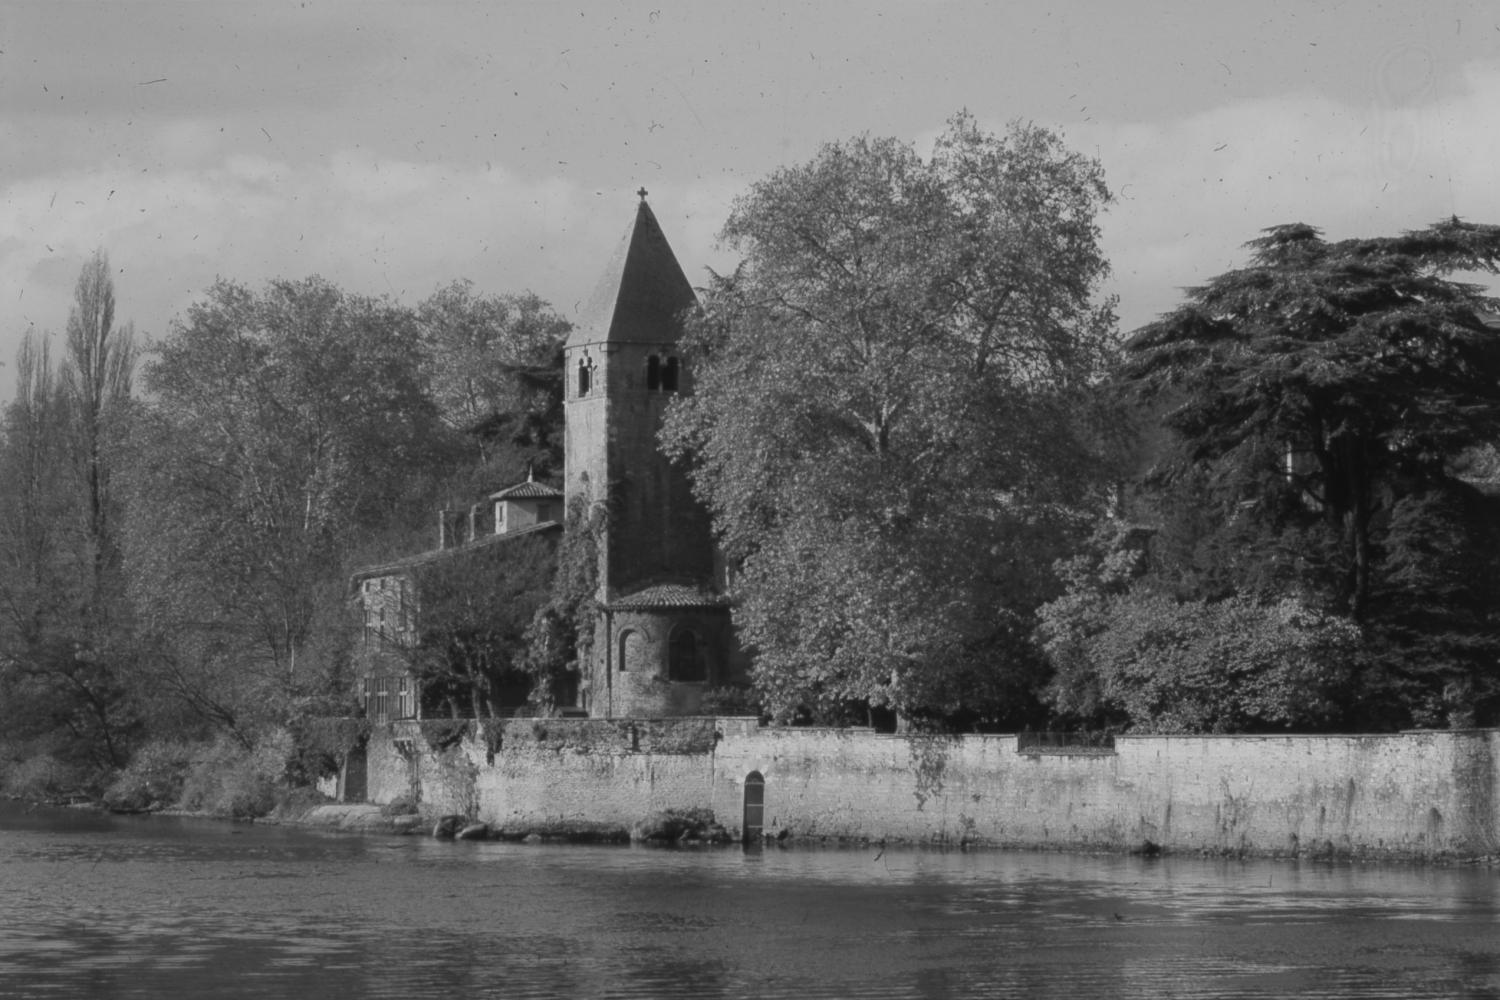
[{"left": 1113, "top": 218, "right": 1500, "bottom": 727}]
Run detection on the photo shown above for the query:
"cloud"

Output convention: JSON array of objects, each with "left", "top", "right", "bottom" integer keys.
[
  {"left": 1070, "top": 61, "right": 1500, "bottom": 331},
  {"left": 0, "top": 139, "right": 742, "bottom": 395},
  {"left": 5, "top": 56, "right": 1500, "bottom": 402}
]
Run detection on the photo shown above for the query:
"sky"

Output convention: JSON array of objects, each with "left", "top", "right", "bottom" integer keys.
[{"left": 4, "top": 1, "right": 1500, "bottom": 402}]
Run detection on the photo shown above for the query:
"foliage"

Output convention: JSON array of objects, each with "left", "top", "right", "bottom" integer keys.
[
  {"left": 286, "top": 713, "right": 371, "bottom": 783},
  {"left": 1039, "top": 527, "right": 1362, "bottom": 732},
  {"left": 521, "top": 494, "right": 600, "bottom": 712},
  {"left": 0, "top": 753, "right": 90, "bottom": 802},
  {"left": 417, "top": 279, "right": 570, "bottom": 471},
  {"left": 125, "top": 277, "right": 453, "bottom": 738},
  {"left": 174, "top": 729, "right": 296, "bottom": 819},
  {"left": 0, "top": 252, "right": 140, "bottom": 775},
  {"left": 1115, "top": 219, "right": 1500, "bottom": 726},
  {"left": 409, "top": 532, "right": 557, "bottom": 718},
  {"left": 663, "top": 112, "right": 1118, "bottom": 725},
  {"left": 61, "top": 248, "right": 137, "bottom": 610},
  {"left": 698, "top": 685, "right": 762, "bottom": 717},
  {"left": 101, "top": 738, "right": 196, "bottom": 812}
]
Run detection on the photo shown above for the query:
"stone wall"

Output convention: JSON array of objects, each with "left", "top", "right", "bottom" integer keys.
[{"left": 358, "top": 719, "right": 1500, "bottom": 857}]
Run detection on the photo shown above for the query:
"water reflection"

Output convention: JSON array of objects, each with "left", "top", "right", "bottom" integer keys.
[{"left": 1, "top": 801, "right": 1498, "bottom": 999}]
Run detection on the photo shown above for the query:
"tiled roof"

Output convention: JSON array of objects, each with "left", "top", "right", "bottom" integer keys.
[
  {"left": 567, "top": 199, "right": 697, "bottom": 349},
  {"left": 608, "top": 582, "right": 729, "bottom": 610},
  {"left": 490, "top": 480, "right": 563, "bottom": 501}
]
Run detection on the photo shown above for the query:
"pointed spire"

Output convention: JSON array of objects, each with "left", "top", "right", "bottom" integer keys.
[{"left": 568, "top": 196, "right": 696, "bottom": 349}]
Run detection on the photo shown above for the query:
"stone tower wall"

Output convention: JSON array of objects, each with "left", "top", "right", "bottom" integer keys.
[{"left": 600, "top": 341, "right": 716, "bottom": 597}]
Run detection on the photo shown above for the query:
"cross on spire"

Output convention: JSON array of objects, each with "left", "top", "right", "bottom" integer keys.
[{"left": 637, "top": 186, "right": 649, "bottom": 202}]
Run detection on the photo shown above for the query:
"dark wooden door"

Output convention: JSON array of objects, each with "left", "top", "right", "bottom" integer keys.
[{"left": 342, "top": 742, "right": 368, "bottom": 803}]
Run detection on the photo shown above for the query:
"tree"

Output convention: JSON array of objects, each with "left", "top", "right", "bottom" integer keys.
[
  {"left": 663, "top": 112, "right": 1118, "bottom": 726},
  {"left": 1114, "top": 219, "right": 1500, "bottom": 726},
  {"left": 0, "top": 251, "right": 140, "bottom": 782},
  {"left": 416, "top": 280, "right": 569, "bottom": 471},
  {"left": 1038, "top": 525, "right": 1361, "bottom": 733},
  {"left": 408, "top": 533, "right": 556, "bottom": 719},
  {"left": 125, "top": 278, "right": 453, "bottom": 739},
  {"left": 61, "top": 248, "right": 136, "bottom": 609},
  {"left": 0, "top": 330, "right": 135, "bottom": 775}
]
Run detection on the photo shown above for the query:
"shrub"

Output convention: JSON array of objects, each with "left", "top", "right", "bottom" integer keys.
[
  {"left": 699, "top": 685, "right": 763, "bottom": 717},
  {"left": 177, "top": 730, "right": 295, "bottom": 819},
  {"left": 102, "top": 740, "right": 196, "bottom": 812},
  {"left": 0, "top": 753, "right": 89, "bottom": 802}
]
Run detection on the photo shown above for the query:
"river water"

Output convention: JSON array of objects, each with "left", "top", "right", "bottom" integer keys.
[{"left": 1, "top": 802, "right": 1498, "bottom": 999}]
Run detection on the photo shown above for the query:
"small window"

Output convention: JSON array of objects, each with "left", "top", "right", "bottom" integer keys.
[
  {"left": 618, "top": 629, "right": 642, "bottom": 672},
  {"left": 397, "top": 676, "right": 416, "bottom": 720},
  {"left": 537, "top": 503, "right": 554, "bottom": 523},
  {"left": 668, "top": 627, "right": 707, "bottom": 682},
  {"left": 577, "top": 358, "right": 592, "bottom": 397},
  {"left": 663, "top": 356, "right": 681, "bottom": 392},
  {"left": 646, "top": 354, "right": 661, "bottom": 391}
]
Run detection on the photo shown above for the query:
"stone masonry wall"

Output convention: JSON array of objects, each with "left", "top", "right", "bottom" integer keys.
[{"left": 362, "top": 719, "right": 1500, "bottom": 857}]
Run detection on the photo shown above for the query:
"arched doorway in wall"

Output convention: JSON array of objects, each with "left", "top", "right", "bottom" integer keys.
[{"left": 742, "top": 771, "right": 765, "bottom": 844}]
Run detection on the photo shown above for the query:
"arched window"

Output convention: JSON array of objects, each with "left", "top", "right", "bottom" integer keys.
[
  {"left": 618, "top": 629, "right": 642, "bottom": 673},
  {"left": 577, "top": 357, "right": 592, "bottom": 397},
  {"left": 663, "top": 356, "right": 681, "bottom": 392},
  {"left": 668, "top": 627, "right": 707, "bottom": 682},
  {"left": 646, "top": 354, "right": 661, "bottom": 391}
]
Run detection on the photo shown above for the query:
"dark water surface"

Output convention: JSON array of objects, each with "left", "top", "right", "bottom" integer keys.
[{"left": 2, "top": 802, "right": 1498, "bottom": 999}]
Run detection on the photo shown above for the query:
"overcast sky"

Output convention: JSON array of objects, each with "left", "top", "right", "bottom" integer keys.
[{"left": 4, "top": 1, "right": 1499, "bottom": 400}]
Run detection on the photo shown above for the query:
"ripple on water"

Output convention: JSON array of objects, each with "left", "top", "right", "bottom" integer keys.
[{"left": 3, "top": 804, "right": 1500, "bottom": 999}]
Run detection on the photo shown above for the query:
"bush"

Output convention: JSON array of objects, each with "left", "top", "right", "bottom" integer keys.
[
  {"left": 0, "top": 753, "right": 90, "bottom": 802},
  {"left": 699, "top": 685, "right": 762, "bottom": 717},
  {"left": 102, "top": 740, "right": 196, "bottom": 812},
  {"left": 177, "top": 730, "right": 295, "bottom": 819}
]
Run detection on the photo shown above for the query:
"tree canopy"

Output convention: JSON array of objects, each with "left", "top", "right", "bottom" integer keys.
[
  {"left": 1065, "top": 218, "right": 1500, "bottom": 729},
  {"left": 0, "top": 254, "right": 139, "bottom": 778},
  {"left": 664, "top": 112, "right": 1119, "bottom": 726}
]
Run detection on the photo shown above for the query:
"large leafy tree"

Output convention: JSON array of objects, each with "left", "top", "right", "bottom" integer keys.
[
  {"left": 126, "top": 278, "right": 453, "bottom": 739},
  {"left": 1114, "top": 219, "right": 1500, "bottom": 727},
  {"left": 664, "top": 113, "right": 1118, "bottom": 726}
]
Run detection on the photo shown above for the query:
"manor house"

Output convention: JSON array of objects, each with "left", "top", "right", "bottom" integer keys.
[{"left": 353, "top": 196, "right": 745, "bottom": 720}]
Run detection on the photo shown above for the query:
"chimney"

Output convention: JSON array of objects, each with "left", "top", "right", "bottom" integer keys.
[{"left": 439, "top": 508, "right": 455, "bottom": 550}]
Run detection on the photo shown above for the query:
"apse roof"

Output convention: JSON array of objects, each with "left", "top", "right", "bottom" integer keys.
[
  {"left": 567, "top": 197, "right": 697, "bottom": 349},
  {"left": 607, "top": 582, "right": 729, "bottom": 610}
]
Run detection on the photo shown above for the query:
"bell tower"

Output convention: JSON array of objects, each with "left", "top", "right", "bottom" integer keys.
[{"left": 563, "top": 194, "right": 741, "bottom": 717}]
